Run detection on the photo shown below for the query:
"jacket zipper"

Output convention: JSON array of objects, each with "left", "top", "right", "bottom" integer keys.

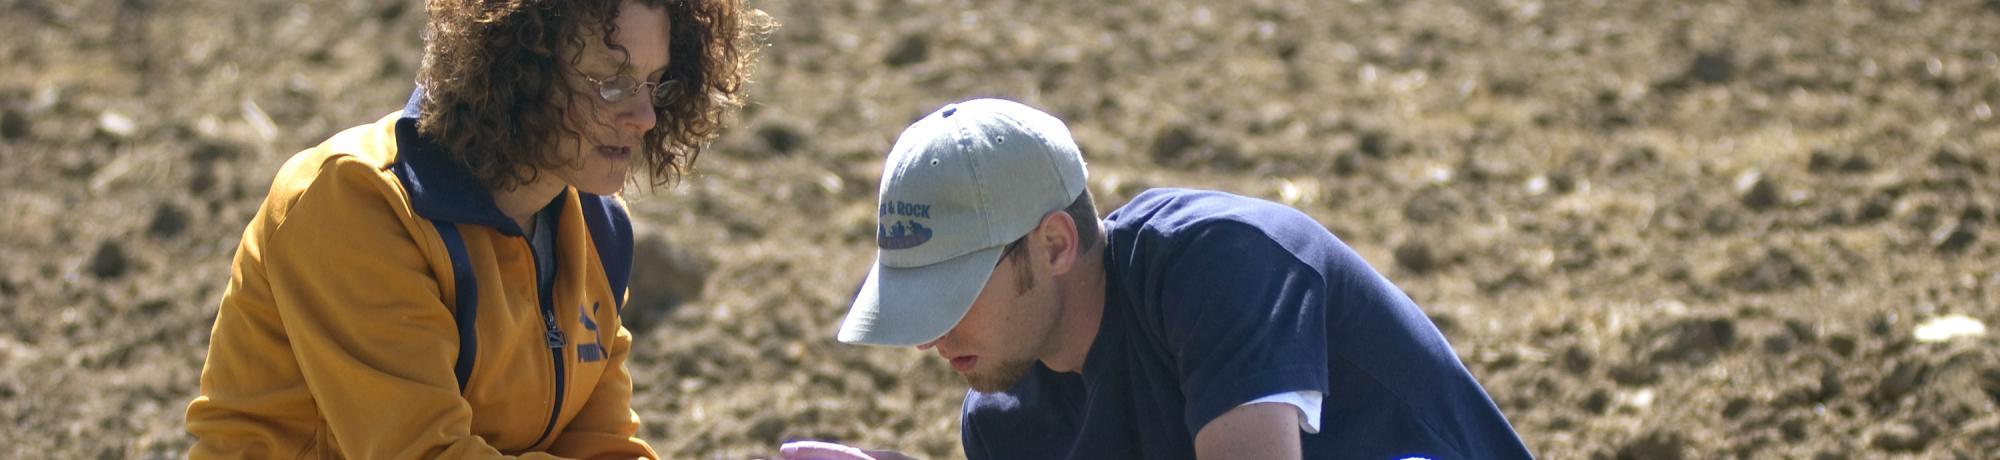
[{"left": 524, "top": 237, "right": 568, "bottom": 450}]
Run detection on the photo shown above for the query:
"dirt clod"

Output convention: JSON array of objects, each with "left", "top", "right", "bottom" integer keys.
[
  {"left": 87, "top": 240, "right": 129, "bottom": 279},
  {"left": 625, "top": 233, "right": 710, "bottom": 335},
  {"left": 1870, "top": 422, "right": 1933, "bottom": 452},
  {"left": 1393, "top": 241, "right": 1443, "bottom": 273},
  {"left": 757, "top": 121, "right": 807, "bottom": 156},
  {"left": 1723, "top": 249, "right": 1813, "bottom": 292},
  {"left": 883, "top": 33, "right": 929, "bottom": 68},
  {"left": 1643, "top": 317, "right": 1737, "bottom": 365},
  {"left": 1870, "top": 361, "right": 1929, "bottom": 406},
  {"left": 1931, "top": 221, "right": 1978, "bottom": 254},
  {"left": 1616, "top": 430, "right": 1689, "bottom": 460},
  {"left": 147, "top": 203, "right": 188, "bottom": 240},
  {"left": 1736, "top": 172, "right": 1782, "bottom": 210},
  {"left": 0, "top": 107, "right": 27, "bottom": 140},
  {"left": 1689, "top": 51, "right": 1735, "bottom": 84}
]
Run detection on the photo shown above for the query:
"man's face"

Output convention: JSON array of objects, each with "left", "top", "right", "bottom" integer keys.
[
  {"left": 920, "top": 244, "right": 1062, "bottom": 393},
  {"left": 549, "top": 0, "right": 670, "bottom": 196}
]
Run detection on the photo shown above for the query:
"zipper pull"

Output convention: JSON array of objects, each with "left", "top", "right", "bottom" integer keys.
[{"left": 545, "top": 317, "right": 566, "bottom": 348}]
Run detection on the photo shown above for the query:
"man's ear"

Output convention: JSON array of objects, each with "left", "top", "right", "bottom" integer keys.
[{"left": 1035, "top": 210, "right": 1080, "bottom": 276}]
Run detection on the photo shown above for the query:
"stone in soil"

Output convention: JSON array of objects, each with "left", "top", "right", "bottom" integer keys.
[{"left": 89, "top": 240, "right": 129, "bottom": 279}]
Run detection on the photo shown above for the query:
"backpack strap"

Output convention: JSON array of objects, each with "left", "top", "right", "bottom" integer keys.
[
  {"left": 578, "top": 193, "right": 634, "bottom": 312},
  {"left": 431, "top": 218, "right": 480, "bottom": 392}
]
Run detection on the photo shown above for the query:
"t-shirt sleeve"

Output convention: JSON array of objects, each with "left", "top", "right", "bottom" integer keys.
[
  {"left": 1151, "top": 221, "right": 1331, "bottom": 436},
  {"left": 1241, "top": 390, "right": 1323, "bottom": 433}
]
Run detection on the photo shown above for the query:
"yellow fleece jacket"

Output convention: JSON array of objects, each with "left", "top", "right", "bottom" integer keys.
[{"left": 187, "top": 108, "right": 657, "bottom": 459}]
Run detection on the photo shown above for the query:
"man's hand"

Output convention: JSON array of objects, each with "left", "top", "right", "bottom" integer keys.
[{"left": 777, "top": 440, "right": 916, "bottom": 460}]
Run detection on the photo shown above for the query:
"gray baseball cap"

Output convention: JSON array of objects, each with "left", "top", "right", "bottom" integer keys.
[{"left": 837, "top": 99, "right": 1088, "bottom": 347}]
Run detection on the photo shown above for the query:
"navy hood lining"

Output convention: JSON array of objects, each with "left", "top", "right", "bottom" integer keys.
[{"left": 390, "top": 88, "right": 530, "bottom": 236}]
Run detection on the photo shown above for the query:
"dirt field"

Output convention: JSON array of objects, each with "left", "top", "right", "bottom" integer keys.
[{"left": 3, "top": 0, "right": 1998, "bottom": 458}]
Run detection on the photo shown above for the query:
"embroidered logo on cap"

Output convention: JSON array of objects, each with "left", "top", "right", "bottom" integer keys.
[{"left": 877, "top": 200, "right": 934, "bottom": 250}]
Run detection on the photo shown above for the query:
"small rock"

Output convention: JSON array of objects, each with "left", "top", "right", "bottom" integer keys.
[
  {"left": 1723, "top": 249, "right": 1814, "bottom": 292},
  {"left": 1735, "top": 171, "right": 1782, "bottom": 210},
  {"left": 1584, "top": 389, "right": 1612, "bottom": 414},
  {"left": 1912, "top": 314, "right": 1986, "bottom": 343},
  {"left": 27, "top": 85, "right": 63, "bottom": 113},
  {"left": 1357, "top": 130, "right": 1390, "bottom": 157},
  {"left": 1549, "top": 173, "right": 1579, "bottom": 194},
  {"left": 188, "top": 166, "right": 217, "bottom": 194},
  {"left": 0, "top": 106, "right": 27, "bottom": 140},
  {"left": 1818, "top": 366, "right": 1844, "bottom": 401},
  {"left": 96, "top": 111, "right": 136, "bottom": 139},
  {"left": 1562, "top": 344, "right": 1595, "bottom": 375},
  {"left": 1870, "top": 422, "right": 1933, "bottom": 452},
  {"left": 1840, "top": 155, "right": 1873, "bottom": 173},
  {"left": 756, "top": 121, "right": 807, "bottom": 155},
  {"left": 1645, "top": 316, "right": 1739, "bottom": 364},
  {"left": 1393, "top": 241, "right": 1442, "bottom": 273},
  {"left": 1827, "top": 333, "right": 1858, "bottom": 357},
  {"left": 1609, "top": 146, "right": 1658, "bottom": 174},
  {"left": 1857, "top": 193, "right": 1893, "bottom": 222},
  {"left": 1932, "top": 147, "right": 1988, "bottom": 174},
  {"left": 883, "top": 33, "right": 930, "bottom": 68},
  {"left": 1610, "top": 363, "right": 1660, "bottom": 386},
  {"left": 746, "top": 415, "right": 788, "bottom": 443},
  {"left": 1762, "top": 333, "right": 1795, "bottom": 354},
  {"left": 88, "top": 240, "right": 129, "bottom": 279},
  {"left": 190, "top": 141, "right": 239, "bottom": 164},
  {"left": 1721, "top": 397, "right": 1750, "bottom": 419},
  {"left": 1784, "top": 318, "right": 1818, "bottom": 343},
  {"left": 1401, "top": 188, "right": 1464, "bottom": 224},
  {"left": 625, "top": 233, "right": 711, "bottom": 335},
  {"left": 1870, "top": 361, "right": 1928, "bottom": 405},
  {"left": 1780, "top": 417, "right": 1809, "bottom": 442},
  {"left": 1332, "top": 151, "right": 1363, "bottom": 176},
  {"left": 1149, "top": 124, "right": 1200, "bottom": 164},
  {"left": 1930, "top": 220, "right": 1977, "bottom": 254},
  {"left": 1978, "top": 367, "right": 2000, "bottom": 406},
  {"left": 147, "top": 203, "right": 188, "bottom": 239},
  {"left": 1871, "top": 312, "right": 1899, "bottom": 336},
  {"left": 1616, "top": 430, "right": 1689, "bottom": 460},
  {"left": 1689, "top": 51, "right": 1735, "bottom": 84},
  {"left": 1807, "top": 149, "right": 1840, "bottom": 173}
]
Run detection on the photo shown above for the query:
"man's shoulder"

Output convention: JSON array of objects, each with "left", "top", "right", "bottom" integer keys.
[
  {"left": 1108, "top": 188, "right": 1316, "bottom": 235},
  {"left": 1105, "top": 188, "right": 1336, "bottom": 268}
]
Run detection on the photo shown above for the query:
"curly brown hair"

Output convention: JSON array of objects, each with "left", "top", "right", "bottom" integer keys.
[{"left": 416, "top": 0, "right": 766, "bottom": 191}]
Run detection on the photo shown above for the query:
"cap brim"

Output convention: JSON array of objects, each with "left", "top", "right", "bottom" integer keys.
[{"left": 838, "top": 245, "right": 1007, "bottom": 347}]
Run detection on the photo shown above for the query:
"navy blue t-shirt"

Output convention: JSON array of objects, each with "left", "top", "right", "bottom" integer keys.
[{"left": 961, "top": 189, "right": 1531, "bottom": 459}]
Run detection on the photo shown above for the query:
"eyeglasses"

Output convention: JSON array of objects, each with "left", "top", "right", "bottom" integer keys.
[{"left": 580, "top": 73, "right": 678, "bottom": 107}]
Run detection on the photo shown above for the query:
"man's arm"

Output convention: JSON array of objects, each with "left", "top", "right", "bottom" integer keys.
[{"left": 1194, "top": 403, "right": 1303, "bottom": 460}]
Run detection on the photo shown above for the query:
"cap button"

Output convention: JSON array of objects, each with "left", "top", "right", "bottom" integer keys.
[{"left": 941, "top": 106, "right": 958, "bottom": 117}]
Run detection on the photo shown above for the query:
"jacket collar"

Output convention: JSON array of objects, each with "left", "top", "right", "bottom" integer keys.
[{"left": 389, "top": 88, "right": 532, "bottom": 237}]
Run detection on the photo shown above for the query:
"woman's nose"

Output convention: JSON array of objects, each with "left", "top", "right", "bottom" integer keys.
[{"left": 617, "top": 99, "right": 657, "bottom": 134}]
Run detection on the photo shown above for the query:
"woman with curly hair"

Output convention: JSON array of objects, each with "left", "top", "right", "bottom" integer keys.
[{"left": 186, "top": 1, "right": 762, "bottom": 458}]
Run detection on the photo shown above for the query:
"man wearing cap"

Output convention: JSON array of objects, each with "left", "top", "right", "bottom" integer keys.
[{"left": 791, "top": 98, "right": 1531, "bottom": 459}]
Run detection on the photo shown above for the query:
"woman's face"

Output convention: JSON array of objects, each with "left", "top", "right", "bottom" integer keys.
[{"left": 549, "top": 0, "right": 670, "bottom": 196}]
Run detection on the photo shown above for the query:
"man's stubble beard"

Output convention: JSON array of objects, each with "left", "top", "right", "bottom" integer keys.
[{"left": 965, "top": 356, "right": 1036, "bottom": 393}]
